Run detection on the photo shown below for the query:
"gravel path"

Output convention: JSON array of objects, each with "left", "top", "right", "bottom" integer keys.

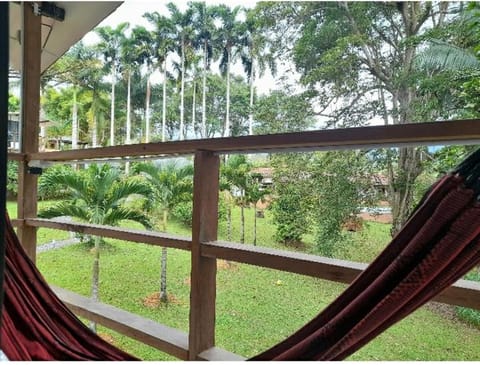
[{"left": 37, "top": 238, "right": 80, "bottom": 253}]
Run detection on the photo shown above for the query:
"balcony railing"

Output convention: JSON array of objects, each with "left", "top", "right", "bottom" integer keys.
[{"left": 9, "top": 119, "right": 480, "bottom": 360}]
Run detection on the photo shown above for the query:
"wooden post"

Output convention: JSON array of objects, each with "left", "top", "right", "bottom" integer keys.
[
  {"left": 188, "top": 151, "right": 219, "bottom": 360},
  {"left": 17, "top": 3, "right": 40, "bottom": 262}
]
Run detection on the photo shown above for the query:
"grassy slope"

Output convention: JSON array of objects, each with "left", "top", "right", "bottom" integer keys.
[{"left": 36, "top": 206, "right": 480, "bottom": 360}]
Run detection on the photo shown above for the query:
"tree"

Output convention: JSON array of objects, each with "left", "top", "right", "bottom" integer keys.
[
  {"left": 259, "top": 2, "right": 457, "bottom": 235},
  {"left": 96, "top": 22, "right": 129, "bottom": 146},
  {"left": 216, "top": 5, "right": 243, "bottom": 137},
  {"left": 134, "top": 161, "right": 193, "bottom": 303},
  {"left": 221, "top": 155, "right": 251, "bottom": 244},
  {"left": 191, "top": 2, "right": 217, "bottom": 138},
  {"left": 167, "top": 3, "right": 195, "bottom": 141},
  {"left": 245, "top": 171, "right": 269, "bottom": 245},
  {"left": 38, "top": 164, "right": 151, "bottom": 332},
  {"left": 240, "top": 8, "right": 277, "bottom": 135},
  {"left": 144, "top": 12, "right": 176, "bottom": 142}
]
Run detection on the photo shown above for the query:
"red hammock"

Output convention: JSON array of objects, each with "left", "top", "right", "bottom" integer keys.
[
  {"left": 252, "top": 152, "right": 480, "bottom": 360},
  {"left": 1, "top": 213, "right": 138, "bottom": 360},
  {"left": 1, "top": 151, "right": 480, "bottom": 361}
]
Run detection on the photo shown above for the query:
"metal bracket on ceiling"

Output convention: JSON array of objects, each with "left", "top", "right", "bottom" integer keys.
[{"left": 31, "top": 2, "right": 65, "bottom": 21}]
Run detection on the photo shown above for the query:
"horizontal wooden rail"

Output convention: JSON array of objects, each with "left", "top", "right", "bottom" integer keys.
[
  {"left": 7, "top": 152, "right": 24, "bottom": 161},
  {"left": 29, "top": 119, "right": 480, "bottom": 162},
  {"left": 26, "top": 218, "right": 191, "bottom": 251},
  {"left": 53, "top": 286, "right": 190, "bottom": 360},
  {"left": 53, "top": 286, "right": 244, "bottom": 361},
  {"left": 202, "top": 241, "right": 480, "bottom": 310}
]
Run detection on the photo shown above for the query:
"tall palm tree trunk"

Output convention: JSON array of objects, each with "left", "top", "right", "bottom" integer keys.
[
  {"left": 248, "top": 59, "right": 255, "bottom": 136},
  {"left": 202, "top": 42, "right": 207, "bottom": 138},
  {"left": 72, "top": 87, "right": 79, "bottom": 149},
  {"left": 227, "top": 205, "right": 232, "bottom": 241},
  {"left": 160, "top": 210, "right": 168, "bottom": 303},
  {"left": 224, "top": 49, "right": 231, "bottom": 137},
  {"left": 240, "top": 200, "right": 245, "bottom": 244},
  {"left": 180, "top": 38, "right": 185, "bottom": 141},
  {"left": 125, "top": 72, "right": 132, "bottom": 174},
  {"left": 162, "top": 60, "right": 167, "bottom": 142},
  {"left": 191, "top": 81, "right": 196, "bottom": 138},
  {"left": 110, "top": 66, "right": 116, "bottom": 146},
  {"left": 253, "top": 202, "right": 257, "bottom": 246},
  {"left": 145, "top": 74, "right": 151, "bottom": 143},
  {"left": 90, "top": 235, "right": 101, "bottom": 333}
]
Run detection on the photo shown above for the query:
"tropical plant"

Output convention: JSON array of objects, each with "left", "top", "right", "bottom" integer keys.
[
  {"left": 134, "top": 161, "right": 193, "bottom": 303},
  {"left": 38, "top": 164, "right": 151, "bottom": 331},
  {"left": 96, "top": 22, "right": 129, "bottom": 146},
  {"left": 245, "top": 171, "right": 269, "bottom": 245}
]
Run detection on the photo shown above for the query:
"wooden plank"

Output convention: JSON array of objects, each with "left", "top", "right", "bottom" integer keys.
[
  {"left": 17, "top": 3, "right": 40, "bottom": 262},
  {"left": 29, "top": 119, "right": 480, "bottom": 162},
  {"left": 189, "top": 151, "right": 219, "bottom": 360},
  {"left": 198, "top": 347, "right": 245, "bottom": 361},
  {"left": 26, "top": 218, "right": 191, "bottom": 251},
  {"left": 52, "top": 286, "right": 189, "bottom": 360},
  {"left": 203, "top": 241, "right": 367, "bottom": 283},
  {"left": 7, "top": 152, "right": 25, "bottom": 161},
  {"left": 202, "top": 241, "right": 480, "bottom": 310}
]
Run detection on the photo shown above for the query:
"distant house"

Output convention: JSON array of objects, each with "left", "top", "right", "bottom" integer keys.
[{"left": 251, "top": 167, "right": 273, "bottom": 190}]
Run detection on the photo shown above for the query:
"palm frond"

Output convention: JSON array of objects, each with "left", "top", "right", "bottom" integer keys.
[
  {"left": 38, "top": 202, "right": 91, "bottom": 222},
  {"left": 104, "top": 207, "right": 152, "bottom": 229},
  {"left": 416, "top": 40, "right": 480, "bottom": 72}
]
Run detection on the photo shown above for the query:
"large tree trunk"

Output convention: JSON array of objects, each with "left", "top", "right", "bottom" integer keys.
[
  {"left": 224, "top": 49, "right": 231, "bottom": 137},
  {"left": 110, "top": 65, "right": 116, "bottom": 146},
  {"left": 89, "top": 235, "right": 101, "bottom": 332},
  {"left": 162, "top": 60, "right": 167, "bottom": 143},
  {"left": 202, "top": 42, "right": 207, "bottom": 138},
  {"left": 145, "top": 74, "right": 151, "bottom": 143}
]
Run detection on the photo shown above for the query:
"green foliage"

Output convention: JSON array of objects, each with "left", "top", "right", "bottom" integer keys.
[
  {"left": 8, "top": 93, "right": 20, "bottom": 112},
  {"left": 38, "top": 164, "right": 152, "bottom": 229},
  {"left": 7, "top": 162, "right": 18, "bottom": 198},
  {"left": 38, "top": 164, "right": 74, "bottom": 200},
  {"left": 171, "top": 201, "right": 193, "bottom": 227},
  {"left": 270, "top": 153, "right": 313, "bottom": 245},
  {"left": 311, "top": 151, "right": 375, "bottom": 257},
  {"left": 455, "top": 269, "right": 480, "bottom": 328}
]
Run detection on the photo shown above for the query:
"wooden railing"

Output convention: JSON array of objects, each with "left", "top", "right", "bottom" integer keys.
[{"left": 10, "top": 119, "right": 480, "bottom": 360}]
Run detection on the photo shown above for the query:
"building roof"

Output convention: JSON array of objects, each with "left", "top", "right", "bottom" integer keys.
[{"left": 9, "top": 2, "right": 122, "bottom": 74}]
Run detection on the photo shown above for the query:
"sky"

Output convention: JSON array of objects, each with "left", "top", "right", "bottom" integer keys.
[{"left": 82, "top": 0, "right": 285, "bottom": 95}]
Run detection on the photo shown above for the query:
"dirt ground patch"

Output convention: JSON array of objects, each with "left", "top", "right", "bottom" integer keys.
[
  {"left": 142, "top": 292, "right": 182, "bottom": 308},
  {"left": 358, "top": 212, "right": 392, "bottom": 224}
]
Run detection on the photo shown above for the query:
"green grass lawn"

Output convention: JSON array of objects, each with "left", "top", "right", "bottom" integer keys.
[{"left": 34, "top": 205, "right": 480, "bottom": 360}]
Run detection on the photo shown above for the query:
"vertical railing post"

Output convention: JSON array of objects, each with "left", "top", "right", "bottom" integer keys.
[
  {"left": 17, "top": 3, "right": 41, "bottom": 262},
  {"left": 189, "top": 150, "right": 219, "bottom": 360}
]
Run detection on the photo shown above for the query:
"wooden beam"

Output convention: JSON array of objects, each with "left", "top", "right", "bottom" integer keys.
[
  {"left": 188, "top": 151, "right": 219, "bottom": 360},
  {"left": 198, "top": 347, "right": 245, "bottom": 361},
  {"left": 52, "top": 286, "right": 190, "bottom": 360},
  {"left": 26, "top": 218, "right": 191, "bottom": 251},
  {"left": 202, "top": 241, "right": 480, "bottom": 310},
  {"left": 17, "top": 3, "right": 40, "bottom": 262},
  {"left": 29, "top": 119, "right": 480, "bottom": 162},
  {"left": 7, "top": 152, "right": 25, "bottom": 161}
]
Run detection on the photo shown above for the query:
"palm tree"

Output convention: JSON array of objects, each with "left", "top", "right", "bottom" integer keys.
[
  {"left": 246, "top": 172, "right": 269, "bottom": 246},
  {"left": 167, "top": 3, "right": 195, "bottom": 141},
  {"left": 134, "top": 161, "right": 193, "bottom": 303},
  {"left": 215, "top": 5, "right": 243, "bottom": 137},
  {"left": 38, "top": 164, "right": 152, "bottom": 331},
  {"left": 415, "top": 40, "right": 480, "bottom": 72},
  {"left": 191, "top": 2, "right": 217, "bottom": 138},
  {"left": 96, "top": 22, "right": 129, "bottom": 146},
  {"left": 130, "top": 26, "right": 156, "bottom": 143},
  {"left": 241, "top": 9, "right": 277, "bottom": 135},
  {"left": 144, "top": 12, "right": 176, "bottom": 142},
  {"left": 221, "top": 155, "right": 251, "bottom": 243}
]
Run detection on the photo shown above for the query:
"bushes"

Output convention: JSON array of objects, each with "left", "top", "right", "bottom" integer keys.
[
  {"left": 455, "top": 268, "right": 480, "bottom": 327},
  {"left": 38, "top": 164, "right": 74, "bottom": 200}
]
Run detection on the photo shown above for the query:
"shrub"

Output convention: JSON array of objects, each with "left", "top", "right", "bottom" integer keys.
[
  {"left": 455, "top": 269, "right": 480, "bottom": 327},
  {"left": 172, "top": 201, "right": 193, "bottom": 227}
]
